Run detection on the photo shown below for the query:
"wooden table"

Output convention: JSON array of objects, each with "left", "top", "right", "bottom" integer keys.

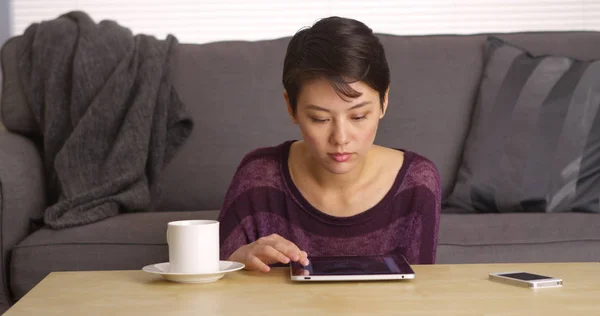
[{"left": 5, "top": 262, "right": 600, "bottom": 315}]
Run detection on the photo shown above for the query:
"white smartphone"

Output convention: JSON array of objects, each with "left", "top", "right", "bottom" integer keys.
[{"left": 489, "top": 271, "right": 563, "bottom": 288}]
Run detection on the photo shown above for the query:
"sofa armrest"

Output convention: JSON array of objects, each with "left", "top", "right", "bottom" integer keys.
[{"left": 0, "top": 130, "right": 45, "bottom": 307}]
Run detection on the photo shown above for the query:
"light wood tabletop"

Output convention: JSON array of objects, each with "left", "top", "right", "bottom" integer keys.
[{"left": 5, "top": 262, "right": 600, "bottom": 315}]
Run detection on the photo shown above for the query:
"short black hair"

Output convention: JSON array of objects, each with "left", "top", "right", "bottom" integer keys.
[{"left": 282, "top": 16, "right": 390, "bottom": 115}]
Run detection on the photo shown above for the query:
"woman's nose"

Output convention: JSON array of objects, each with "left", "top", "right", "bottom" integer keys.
[{"left": 330, "top": 121, "right": 350, "bottom": 146}]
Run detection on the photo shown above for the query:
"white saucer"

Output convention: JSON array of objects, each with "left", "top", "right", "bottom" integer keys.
[{"left": 142, "top": 261, "right": 245, "bottom": 283}]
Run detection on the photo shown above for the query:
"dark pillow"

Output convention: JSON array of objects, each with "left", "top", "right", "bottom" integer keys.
[{"left": 447, "top": 36, "right": 600, "bottom": 213}]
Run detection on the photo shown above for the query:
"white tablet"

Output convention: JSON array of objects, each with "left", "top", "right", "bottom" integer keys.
[{"left": 290, "top": 254, "right": 415, "bottom": 281}]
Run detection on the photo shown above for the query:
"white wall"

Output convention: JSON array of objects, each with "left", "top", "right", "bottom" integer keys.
[
  {"left": 0, "top": 0, "right": 10, "bottom": 130},
  {"left": 10, "top": 0, "right": 600, "bottom": 44},
  {"left": 0, "top": 0, "right": 9, "bottom": 45}
]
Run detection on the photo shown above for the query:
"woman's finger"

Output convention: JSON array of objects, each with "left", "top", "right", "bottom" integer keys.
[
  {"left": 271, "top": 239, "right": 303, "bottom": 262},
  {"left": 256, "top": 244, "right": 291, "bottom": 264},
  {"left": 257, "top": 234, "right": 307, "bottom": 264},
  {"left": 248, "top": 255, "right": 271, "bottom": 272}
]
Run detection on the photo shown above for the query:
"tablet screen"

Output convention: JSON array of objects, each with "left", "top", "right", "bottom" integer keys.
[{"left": 290, "top": 254, "right": 414, "bottom": 276}]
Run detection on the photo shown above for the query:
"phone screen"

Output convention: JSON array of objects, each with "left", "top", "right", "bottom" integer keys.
[{"left": 498, "top": 272, "right": 553, "bottom": 281}]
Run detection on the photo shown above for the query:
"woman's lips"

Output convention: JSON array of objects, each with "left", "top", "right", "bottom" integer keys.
[{"left": 329, "top": 153, "right": 352, "bottom": 162}]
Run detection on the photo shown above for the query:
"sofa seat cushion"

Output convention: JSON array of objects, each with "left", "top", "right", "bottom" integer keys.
[
  {"left": 437, "top": 212, "right": 600, "bottom": 264},
  {"left": 10, "top": 211, "right": 219, "bottom": 300},
  {"left": 11, "top": 211, "right": 600, "bottom": 299}
]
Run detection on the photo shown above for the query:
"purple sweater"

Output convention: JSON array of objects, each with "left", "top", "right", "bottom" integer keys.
[{"left": 218, "top": 141, "right": 441, "bottom": 264}]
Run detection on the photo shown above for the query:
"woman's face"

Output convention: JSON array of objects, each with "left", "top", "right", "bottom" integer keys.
[{"left": 286, "top": 78, "right": 388, "bottom": 175}]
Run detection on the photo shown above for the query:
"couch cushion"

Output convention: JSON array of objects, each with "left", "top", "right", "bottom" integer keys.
[
  {"left": 12, "top": 210, "right": 600, "bottom": 300},
  {"left": 437, "top": 212, "right": 600, "bottom": 263},
  {"left": 448, "top": 36, "right": 600, "bottom": 213},
  {"left": 10, "top": 210, "right": 219, "bottom": 300},
  {"left": 147, "top": 34, "right": 487, "bottom": 212},
  {"left": 155, "top": 38, "right": 301, "bottom": 213}
]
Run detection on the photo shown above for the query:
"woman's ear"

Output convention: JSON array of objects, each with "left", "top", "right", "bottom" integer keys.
[
  {"left": 380, "top": 87, "right": 390, "bottom": 119},
  {"left": 284, "top": 90, "right": 298, "bottom": 124}
]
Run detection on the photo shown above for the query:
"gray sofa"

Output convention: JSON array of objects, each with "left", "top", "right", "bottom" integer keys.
[{"left": 2, "top": 30, "right": 600, "bottom": 312}]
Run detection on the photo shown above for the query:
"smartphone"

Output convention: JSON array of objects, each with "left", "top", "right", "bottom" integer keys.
[{"left": 489, "top": 271, "right": 563, "bottom": 288}]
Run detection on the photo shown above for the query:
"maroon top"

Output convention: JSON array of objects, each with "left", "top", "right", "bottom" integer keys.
[{"left": 218, "top": 141, "right": 441, "bottom": 264}]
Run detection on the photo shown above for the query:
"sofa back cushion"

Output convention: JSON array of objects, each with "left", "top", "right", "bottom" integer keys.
[{"left": 4, "top": 31, "right": 600, "bottom": 211}]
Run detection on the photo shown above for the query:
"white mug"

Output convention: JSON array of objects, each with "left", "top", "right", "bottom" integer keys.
[{"left": 166, "top": 220, "right": 219, "bottom": 274}]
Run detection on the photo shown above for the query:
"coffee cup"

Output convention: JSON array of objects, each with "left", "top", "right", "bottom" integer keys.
[{"left": 166, "top": 220, "right": 219, "bottom": 274}]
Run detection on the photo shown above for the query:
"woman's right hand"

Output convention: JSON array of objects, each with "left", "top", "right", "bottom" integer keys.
[{"left": 228, "top": 233, "right": 309, "bottom": 272}]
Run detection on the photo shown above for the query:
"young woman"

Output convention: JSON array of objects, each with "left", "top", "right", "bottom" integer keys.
[{"left": 218, "top": 16, "right": 441, "bottom": 272}]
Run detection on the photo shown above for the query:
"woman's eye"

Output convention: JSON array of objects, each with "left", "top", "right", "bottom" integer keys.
[
  {"left": 311, "top": 117, "right": 329, "bottom": 123},
  {"left": 352, "top": 116, "right": 367, "bottom": 121}
]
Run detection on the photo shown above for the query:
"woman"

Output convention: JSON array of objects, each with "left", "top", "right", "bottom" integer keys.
[{"left": 218, "top": 16, "right": 441, "bottom": 272}]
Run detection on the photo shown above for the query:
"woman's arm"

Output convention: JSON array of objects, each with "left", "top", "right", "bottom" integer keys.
[
  {"left": 394, "top": 155, "right": 442, "bottom": 264},
  {"left": 217, "top": 150, "right": 309, "bottom": 271},
  {"left": 414, "top": 158, "right": 442, "bottom": 264}
]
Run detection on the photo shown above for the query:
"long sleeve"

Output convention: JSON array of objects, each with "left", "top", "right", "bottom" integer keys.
[
  {"left": 216, "top": 142, "right": 443, "bottom": 265},
  {"left": 417, "top": 178, "right": 441, "bottom": 264},
  {"left": 217, "top": 159, "right": 254, "bottom": 260},
  {"left": 217, "top": 146, "right": 284, "bottom": 260},
  {"left": 411, "top": 157, "right": 442, "bottom": 264}
]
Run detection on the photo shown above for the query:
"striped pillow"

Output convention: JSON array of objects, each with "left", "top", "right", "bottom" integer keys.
[{"left": 447, "top": 36, "right": 600, "bottom": 213}]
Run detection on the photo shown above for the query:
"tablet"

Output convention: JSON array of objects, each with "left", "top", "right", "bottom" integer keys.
[{"left": 290, "top": 254, "right": 415, "bottom": 281}]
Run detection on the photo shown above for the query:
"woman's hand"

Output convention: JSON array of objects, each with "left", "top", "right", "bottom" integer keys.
[{"left": 228, "top": 233, "right": 309, "bottom": 272}]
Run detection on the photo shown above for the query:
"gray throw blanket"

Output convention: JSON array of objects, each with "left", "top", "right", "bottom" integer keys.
[{"left": 17, "top": 11, "right": 193, "bottom": 229}]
